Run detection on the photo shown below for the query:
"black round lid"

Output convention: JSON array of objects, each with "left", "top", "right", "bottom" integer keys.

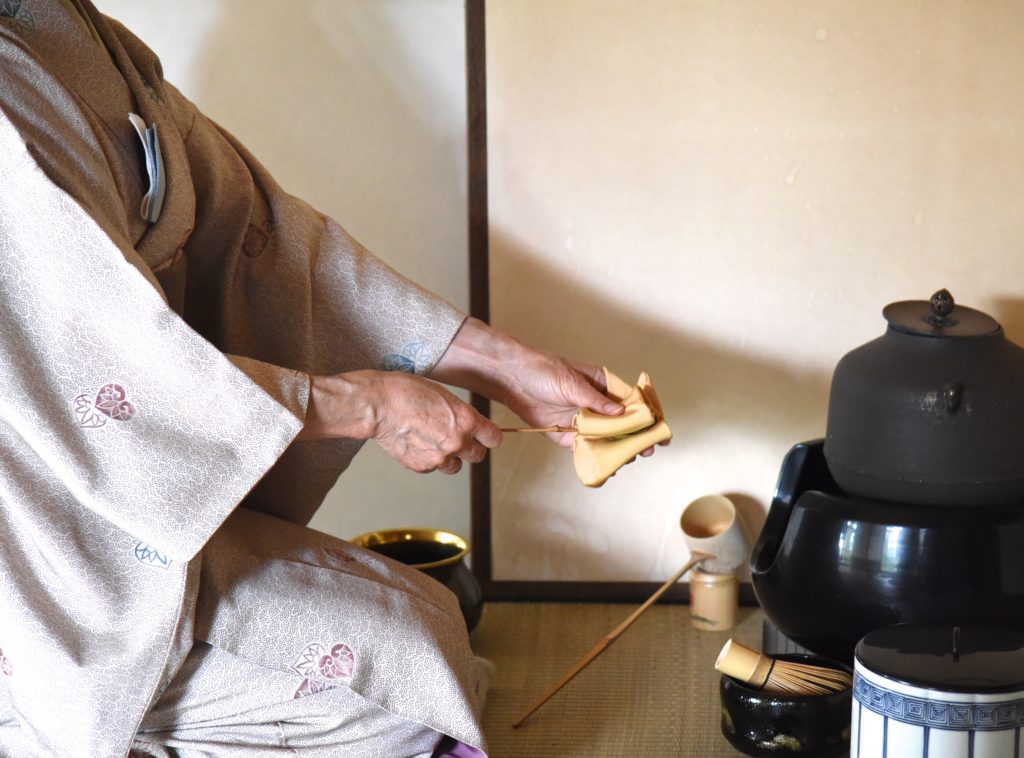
[
  {"left": 883, "top": 289, "right": 1001, "bottom": 338},
  {"left": 855, "top": 624, "right": 1024, "bottom": 693}
]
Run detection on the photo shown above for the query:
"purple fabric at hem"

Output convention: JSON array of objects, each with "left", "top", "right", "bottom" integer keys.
[{"left": 432, "top": 735, "right": 487, "bottom": 758}]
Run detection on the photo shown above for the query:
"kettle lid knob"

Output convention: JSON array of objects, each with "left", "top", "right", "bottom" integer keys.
[
  {"left": 927, "top": 289, "right": 956, "bottom": 326},
  {"left": 930, "top": 288, "right": 955, "bottom": 317},
  {"left": 883, "top": 288, "right": 1001, "bottom": 338}
]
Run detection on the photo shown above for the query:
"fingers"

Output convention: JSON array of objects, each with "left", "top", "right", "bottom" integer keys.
[
  {"left": 405, "top": 414, "right": 499, "bottom": 475},
  {"left": 440, "top": 418, "right": 499, "bottom": 471},
  {"left": 566, "top": 359, "right": 608, "bottom": 394},
  {"left": 436, "top": 458, "right": 463, "bottom": 475},
  {"left": 551, "top": 430, "right": 576, "bottom": 449},
  {"left": 560, "top": 362, "right": 622, "bottom": 416},
  {"left": 638, "top": 438, "right": 673, "bottom": 457},
  {"left": 370, "top": 371, "right": 510, "bottom": 475},
  {"left": 418, "top": 430, "right": 494, "bottom": 475},
  {"left": 430, "top": 435, "right": 489, "bottom": 476},
  {"left": 459, "top": 436, "right": 492, "bottom": 464},
  {"left": 473, "top": 417, "right": 503, "bottom": 450},
  {"left": 591, "top": 397, "right": 625, "bottom": 417}
]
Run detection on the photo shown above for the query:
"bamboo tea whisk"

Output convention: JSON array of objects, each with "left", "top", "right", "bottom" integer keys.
[{"left": 715, "top": 639, "right": 852, "bottom": 696}]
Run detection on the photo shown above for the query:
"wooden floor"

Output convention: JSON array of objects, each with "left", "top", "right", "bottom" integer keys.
[{"left": 469, "top": 603, "right": 762, "bottom": 757}]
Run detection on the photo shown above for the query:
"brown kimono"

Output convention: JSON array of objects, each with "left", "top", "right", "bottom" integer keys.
[{"left": 0, "top": 1, "right": 485, "bottom": 755}]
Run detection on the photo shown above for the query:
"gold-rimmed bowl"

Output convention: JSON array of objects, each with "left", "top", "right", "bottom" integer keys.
[{"left": 351, "top": 528, "right": 482, "bottom": 632}]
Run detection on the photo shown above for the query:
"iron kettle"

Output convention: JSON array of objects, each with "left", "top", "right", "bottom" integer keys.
[{"left": 824, "top": 289, "right": 1024, "bottom": 507}]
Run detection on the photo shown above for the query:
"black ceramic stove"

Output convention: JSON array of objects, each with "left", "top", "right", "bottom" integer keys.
[{"left": 750, "top": 440, "right": 1024, "bottom": 663}]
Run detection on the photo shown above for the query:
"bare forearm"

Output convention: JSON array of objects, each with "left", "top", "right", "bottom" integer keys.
[
  {"left": 296, "top": 372, "right": 379, "bottom": 441},
  {"left": 427, "top": 317, "right": 529, "bottom": 405},
  {"left": 295, "top": 367, "right": 502, "bottom": 474},
  {"left": 429, "top": 317, "right": 622, "bottom": 440},
  {"left": 297, "top": 320, "right": 523, "bottom": 442}
]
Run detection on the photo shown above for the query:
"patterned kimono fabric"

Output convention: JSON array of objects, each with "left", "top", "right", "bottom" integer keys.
[{"left": 0, "top": 1, "right": 487, "bottom": 755}]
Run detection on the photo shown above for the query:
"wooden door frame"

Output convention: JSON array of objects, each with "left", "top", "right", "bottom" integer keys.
[{"left": 465, "top": 0, "right": 754, "bottom": 604}]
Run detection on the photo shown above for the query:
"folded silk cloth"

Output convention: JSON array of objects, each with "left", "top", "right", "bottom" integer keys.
[{"left": 573, "top": 369, "right": 672, "bottom": 487}]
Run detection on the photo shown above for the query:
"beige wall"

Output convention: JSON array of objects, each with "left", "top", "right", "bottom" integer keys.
[
  {"left": 97, "top": 1, "right": 1024, "bottom": 586},
  {"left": 487, "top": 1, "right": 1024, "bottom": 582},
  {"left": 95, "top": 1, "right": 473, "bottom": 541}
]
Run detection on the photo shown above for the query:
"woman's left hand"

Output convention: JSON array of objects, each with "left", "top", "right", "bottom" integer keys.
[
  {"left": 429, "top": 318, "right": 667, "bottom": 457},
  {"left": 500, "top": 354, "right": 622, "bottom": 448}
]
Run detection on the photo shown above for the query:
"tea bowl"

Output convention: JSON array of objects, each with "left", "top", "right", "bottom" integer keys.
[
  {"left": 350, "top": 528, "right": 483, "bottom": 633},
  {"left": 719, "top": 653, "right": 852, "bottom": 757}
]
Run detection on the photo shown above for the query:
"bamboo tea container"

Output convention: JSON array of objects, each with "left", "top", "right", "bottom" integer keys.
[{"left": 689, "top": 566, "right": 738, "bottom": 631}]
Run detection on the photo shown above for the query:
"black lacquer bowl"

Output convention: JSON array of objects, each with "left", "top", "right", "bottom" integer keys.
[
  {"left": 750, "top": 441, "right": 1024, "bottom": 662},
  {"left": 719, "top": 654, "right": 852, "bottom": 757}
]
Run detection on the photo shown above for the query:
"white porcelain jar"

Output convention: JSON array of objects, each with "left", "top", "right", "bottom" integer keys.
[{"left": 851, "top": 624, "right": 1024, "bottom": 758}]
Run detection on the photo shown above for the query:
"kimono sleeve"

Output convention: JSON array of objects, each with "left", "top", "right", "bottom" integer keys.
[
  {"left": 0, "top": 107, "right": 308, "bottom": 562},
  {"left": 162, "top": 79, "right": 468, "bottom": 379}
]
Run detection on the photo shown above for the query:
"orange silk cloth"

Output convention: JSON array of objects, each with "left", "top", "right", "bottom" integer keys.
[{"left": 573, "top": 369, "right": 672, "bottom": 487}]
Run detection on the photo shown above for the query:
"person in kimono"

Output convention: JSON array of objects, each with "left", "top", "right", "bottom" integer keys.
[{"left": 0, "top": 1, "right": 629, "bottom": 756}]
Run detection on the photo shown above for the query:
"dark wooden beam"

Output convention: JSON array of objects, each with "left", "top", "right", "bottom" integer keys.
[
  {"left": 463, "top": 2, "right": 755, "bottom": 607},
  {"left": 465, "top": 0, "right": 494, "bottom": 595},
  {"left": 484, "top": 581, "right": 759, "bottom": 605}
]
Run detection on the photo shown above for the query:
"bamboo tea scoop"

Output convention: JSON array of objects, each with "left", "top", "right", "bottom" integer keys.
[
  {"left": 500, "top": 426, "right": 572, "bottom": 433},
  {"left": 511, "top": 550, "right": 715, "bottom": 728}
]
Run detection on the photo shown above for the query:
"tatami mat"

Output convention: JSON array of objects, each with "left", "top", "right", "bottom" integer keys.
[{"left": 470, "top": 603, "right": 762, "bottom": 757}]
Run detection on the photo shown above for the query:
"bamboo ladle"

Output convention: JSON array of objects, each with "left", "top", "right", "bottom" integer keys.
[
  {"left": 500, "top": 426, "right": 571, "bottom": 433},
  {"left": 511, "top": 550, "right": 715, "bottom": 728}
]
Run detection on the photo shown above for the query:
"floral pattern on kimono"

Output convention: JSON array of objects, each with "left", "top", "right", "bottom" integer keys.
[
  {"left": 0, "top": 1, "right": 480, "bottom": 755},
  {"left": 291, "top": 642, "right": 355, "bottom": 698}
]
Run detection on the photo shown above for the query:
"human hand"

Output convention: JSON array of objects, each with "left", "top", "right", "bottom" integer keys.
[
  {"left": 503, "top": 354, "right": 671, "bottom": 458},
  {"left": 298, "top": 370, "right": 502, "bottom": 474},
  {"left": 501, "top": 354, "right": 623, "bottom": 448},
  {"left": 369, "top": 371, "right": 503, "bottom": 474},
  {"left": 429, "top": 318, "right": 670, "bottom": 458}
]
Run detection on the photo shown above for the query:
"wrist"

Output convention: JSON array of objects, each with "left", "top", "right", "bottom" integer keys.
[
  {"left": 297, "top": 371, "right": 380, "bottom": 441},
  {"left": 428, "top": 317, "right": 532, "bottom": 403}
]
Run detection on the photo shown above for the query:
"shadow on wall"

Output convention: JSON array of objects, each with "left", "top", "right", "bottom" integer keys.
[
  {"left": 489, "top": 231, "right": 834, "bottom": 580},
  {"left": 187, "top": 0, "right": 468, "bottom": 302},
  {"left": 490, "top": 233, "right": 833, "bottom": 438},
  {"left": 992, "top": 298, "right": 1024, "bottom": 344},
  {"left": 184, "top": 2, "right": 849, "bottom": 578},
  {"left": 184, "top": 0, "right": 477, "bottom": 539}
]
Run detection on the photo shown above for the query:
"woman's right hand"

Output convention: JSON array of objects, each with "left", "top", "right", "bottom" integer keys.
[{"left": 297, "top": 370, "right": 502, "bottom": 474}]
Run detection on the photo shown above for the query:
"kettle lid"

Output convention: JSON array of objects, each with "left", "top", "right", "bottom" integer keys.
[{"left": 883, "top": 289, "right": 1001, "bottom": 338}]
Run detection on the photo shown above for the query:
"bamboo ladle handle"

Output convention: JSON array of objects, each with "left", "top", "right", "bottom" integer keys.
[
  {"left": 510, "top": 550, "right": 715, "bottom": 728},
  {"left": 499, "top": 426, "right": 572, "bottom": 433}
]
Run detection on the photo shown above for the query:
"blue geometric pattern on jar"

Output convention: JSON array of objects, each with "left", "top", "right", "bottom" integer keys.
[{"left": 854, "top": 672, "right": 1024, "bottom": 730}]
